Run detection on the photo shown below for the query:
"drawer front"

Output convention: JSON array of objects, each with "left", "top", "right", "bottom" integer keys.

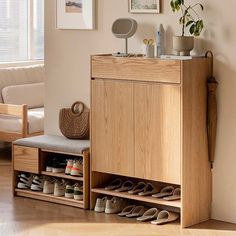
[
  {"left": 13, "top": 146, "right": 39, "bottom": 174},
  {"left": 92, "top": 56, "right": 181, "bottom": 84}
]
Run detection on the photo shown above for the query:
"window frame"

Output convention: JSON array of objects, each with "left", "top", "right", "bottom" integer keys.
[{"left": 0, "top": 0, "right": 44, "bottom": 65}]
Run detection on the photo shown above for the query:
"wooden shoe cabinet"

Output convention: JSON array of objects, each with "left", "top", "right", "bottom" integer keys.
[
  {"left": 90, "top": 55, "right": 212, "bottom": 228},
  {"left": 12, "top": 144, "right": 90, "bottom": 209}
]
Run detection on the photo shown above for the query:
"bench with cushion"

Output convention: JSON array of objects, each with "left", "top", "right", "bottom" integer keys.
[{"left": 0, "top": 64, "right": 45, "bottom": 142}]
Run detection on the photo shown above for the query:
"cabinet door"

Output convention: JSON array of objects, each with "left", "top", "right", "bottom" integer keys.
[
  {"left": 91, "top": 79, "right": 134, "bottom": 176},
  {"left": 134, "top": 83, "right": 181, "bottom": 184}
]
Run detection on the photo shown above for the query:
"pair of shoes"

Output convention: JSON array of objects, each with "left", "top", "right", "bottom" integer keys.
[
  {"left": 118, "top": 205, "right": 179, "bottom": 224},
  {"left": 94, "top": 196, "right": 126, "bottom": 214},
  {"left": 118, "top": 205, "right": 146, "bottom": 218},
  {"left": 152, "top": 186, "right": 181, "bottom": 201},
  {"left": 65, "top": 158, "right": 83, "bottom": 177},
  {"left": 105, "top": 179, "right": 159, "bottom": 196},
  {"left": 46, "top": 157, "right": 67, "bottom": 173},
  {"left": 132, "top": 182, "right": 159, "bottom": 196},
  {"left": 17, "top": 173, "right": 44, "bottom": 191},
  {"left": 105, "top": 179, "right": 134, "bottom": 192},
  {"left": 65, "top": 183, "right": 83, "bottom": 200},
  {"left": 136, "top": 208, "right": 179, "bottom": 224}
]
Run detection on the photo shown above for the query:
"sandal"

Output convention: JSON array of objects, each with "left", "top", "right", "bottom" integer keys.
[
  {"left": 138, "top": 183, "right": 159, "bottom": 196},
  {"left": 137, "top": 208, "right": 159, "bottom": 222},
  {"left": 115, "top": 180, "right": 134, "bottom": 192},
  {"left": 105, "top": 178, "right": 123, "bottom": 191},
  {"left": 151, "top": 210, "right": 179, "bottom": 225},
  {"left": 152, "top": 186, "right": 174, "bottom": 198},
  {"left": 128, "top": 182, "right": 146, "bottom": 195}
]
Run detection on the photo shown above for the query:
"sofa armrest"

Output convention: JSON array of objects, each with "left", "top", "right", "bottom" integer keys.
[{"left": 0, "top": 103, "right": 28, "bottom": 136}]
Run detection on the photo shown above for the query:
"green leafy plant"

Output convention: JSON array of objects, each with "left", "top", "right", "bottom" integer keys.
[{"left": 170, "top": 0, "right": 204, "bottom": 37}]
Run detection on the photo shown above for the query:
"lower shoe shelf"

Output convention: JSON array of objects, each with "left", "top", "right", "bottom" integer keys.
[
  {"left": 15, "top": 189, "right": 84, "bottom": 208},
  {"left": 91, "top": 188, "right": 181, "bottom": 209}
]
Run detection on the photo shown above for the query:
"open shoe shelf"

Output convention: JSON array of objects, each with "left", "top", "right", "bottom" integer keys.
[
  {"left": 15, "top": 189, "right": 84, "bottom": 208},
  {"left": 13, "top": 145, "right": 90, "bottom": 209},
  {"left": 92, "top": 187, "right": 181, "bottom": 209}
]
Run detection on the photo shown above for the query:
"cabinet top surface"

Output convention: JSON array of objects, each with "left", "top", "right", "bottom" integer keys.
[{"left": 91, "top": 54, "right": 207, "bottom": 62}]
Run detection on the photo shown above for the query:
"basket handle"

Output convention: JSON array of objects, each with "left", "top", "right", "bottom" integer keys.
[{"left": 71, "top": 101, "right": 84, "bottom": 115}]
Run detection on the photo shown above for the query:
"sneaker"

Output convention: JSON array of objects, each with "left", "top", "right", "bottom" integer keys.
[
  {"left": 17, "top": 173, "right": 33, "bottom": 189},
  {"left": 43, "top": 177, "right": 56, "bottom": 194},
  {"left": 45, "top": 158, "right": 53, "bottom": 172},
  {"left": 65, "top": 159, "right": 73, "bottom": 175},
  {"left": 94, "top": 196, "right": 109, "bottom": 213},
  {"left": 74, "top": 183, "right": 83, "bottom": 201},
  {"left": 105, "top": 197, "right": 126, "bottom": 214},
  {"left": 71, "top": 158, "right": 83, "bottom": 176},
  {"left": 65, "top": 184, "right": 74, "bottom": 199},
  {"left": 30, "top": 175, "right": 44, "bottom": 191},
  {"left": 54, "top": 179, "right": 67, "bottom": 197},
  {"left": 52, "top": 157, "right": 67, "bottom": 173}
]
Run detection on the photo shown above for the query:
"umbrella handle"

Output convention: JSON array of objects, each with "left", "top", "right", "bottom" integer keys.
[{"left": 205, "top": 51, "right": 214, "bottom": 77}]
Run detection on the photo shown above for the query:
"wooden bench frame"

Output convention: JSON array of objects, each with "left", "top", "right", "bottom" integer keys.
[{"left": 0, "top": 103, "right": 43, "bottom": 142}]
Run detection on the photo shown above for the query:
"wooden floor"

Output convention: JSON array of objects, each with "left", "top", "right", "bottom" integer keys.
[{"left": 1, "top": 150, "right": 236, "bottom": 236}]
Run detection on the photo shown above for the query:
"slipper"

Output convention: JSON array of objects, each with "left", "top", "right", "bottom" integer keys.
[
  {"left": 151, "top": 210, "right": 179, "bottom": 225},
  {"left": 163, "top": 188, "right": 181, "bottom": 201},
  {"left": 128, "top": 182, "right": 146, "bottom": 195},
  {"left": 105, "top": 178, "right": 123, "bottom": 191},
  {"left": 118, "top": 205, "right": 136, "bottom": 217},
  {"left": 137, "top": 208, "right": 159, "bottom": 222},
  {"left": 152, "top": 186, "right": 174, "bottom": 198},
  {"left": 115, "top": 180, "right": 134, "bottom": 192},
  {"left": 126, "top": 206, "right": 146, "bottom": 218},
  {"left": 138, "top": 183, "right": 159, "bottom": 196}
]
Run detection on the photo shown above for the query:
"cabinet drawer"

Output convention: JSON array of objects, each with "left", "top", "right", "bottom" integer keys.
[
  {"left": 92, "top": 55, "right": 181, "bottom": 84},
  {"left": 13, "top": 146, "right": 39, "bottom": 174}
]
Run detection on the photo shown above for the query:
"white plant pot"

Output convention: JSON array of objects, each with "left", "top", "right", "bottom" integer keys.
[{"left": 173, "top": 36, "right": 194, "bottom": 56}]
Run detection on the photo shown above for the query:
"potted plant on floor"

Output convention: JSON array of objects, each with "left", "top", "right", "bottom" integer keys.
[{"left": 170, "top": 0, "right": 204, "bottom": 56}]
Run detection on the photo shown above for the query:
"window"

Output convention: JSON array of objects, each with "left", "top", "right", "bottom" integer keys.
[{"left": 0, "top": 0, "right": 44, "bottom": 62}]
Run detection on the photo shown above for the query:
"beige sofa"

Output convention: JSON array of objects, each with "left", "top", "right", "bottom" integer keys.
[{"left": 0, "top": 64, "right": 45, "bottom": 142}]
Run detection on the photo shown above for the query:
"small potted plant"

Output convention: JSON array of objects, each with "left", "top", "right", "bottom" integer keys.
[{"left": 170, "top": 0, "right": 204, "bottom": 56}]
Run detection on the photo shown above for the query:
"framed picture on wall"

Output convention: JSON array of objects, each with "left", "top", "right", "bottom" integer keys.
[
  {"left": 129, "top": 0, "right": 160, "bottom": 13},
  {"left": 56, "top": 0, "right": 95, "bottom": 29}
]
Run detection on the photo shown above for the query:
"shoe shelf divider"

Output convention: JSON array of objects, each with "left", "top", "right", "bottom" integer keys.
[{"left": 12, "top": 144, "right": 90, "bottom": 209}]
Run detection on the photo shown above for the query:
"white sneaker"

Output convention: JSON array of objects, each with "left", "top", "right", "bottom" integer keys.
[
  {"left": 17, "top": 173, "right": 33, "bottom": 189},
  {"left": 105, "top": 197, "right": 126, "bottom": 214},
  {"left": 74, "top": 183, "right": 83, "bottom": 201},
  {"left": 65, "top": 184, "right": 74, "bottom": 199},
  {"left": 31, "top": 175, "right": 44, "bottom": 191},
  {"left": 54, "top": 179, "right": 66, "bottom": 197},
  {"left": 94, "top": 196, "right": 109, "bottom": 213},
  {"left": 65, "top": 159, "right": 73, "bottom": 175},
  {"left": 43, "top": 177, "right": 56, "bottom": 194},
  {"left": 71, "top": 158, "right": 83, "bottom": 176}
]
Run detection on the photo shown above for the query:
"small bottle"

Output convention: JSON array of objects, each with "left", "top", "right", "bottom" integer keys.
[{"left": 156, "top": 24, "right": 165, "bottom": 57}]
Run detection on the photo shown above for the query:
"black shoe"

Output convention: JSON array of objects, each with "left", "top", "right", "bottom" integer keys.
[
  {"left": 52, "top": 157, "right": 67, "bottom": 173},
  {"left": 45, "top": 158, "right": 53, "bottom": 172}
]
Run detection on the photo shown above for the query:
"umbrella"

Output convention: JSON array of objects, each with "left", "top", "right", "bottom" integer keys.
[{"left": 205, "top": 51, "right": 218, "bottom": 168}]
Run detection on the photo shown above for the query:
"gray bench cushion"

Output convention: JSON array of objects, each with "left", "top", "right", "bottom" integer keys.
[{"left": 14, "top": 135, "right": 90, "bottom": 154}]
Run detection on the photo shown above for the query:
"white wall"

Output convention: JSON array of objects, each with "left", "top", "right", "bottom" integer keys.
[{"left": 45, "top": 0, "right": 236, "bottom": 223}]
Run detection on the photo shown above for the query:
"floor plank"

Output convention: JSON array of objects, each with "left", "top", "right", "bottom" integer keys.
[{"left": 1, "top": 151, "right": 236, "bottom": 236}]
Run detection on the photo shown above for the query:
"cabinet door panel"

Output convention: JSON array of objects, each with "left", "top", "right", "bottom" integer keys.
[
  {"left": 91, "top": 79, "right": 134, "bottom": 176},
  {"left": 134, "top": 83, "right": 181, "bottom": 184}
]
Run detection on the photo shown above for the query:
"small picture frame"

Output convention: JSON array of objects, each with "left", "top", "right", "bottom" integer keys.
[
  {"left": 129, "top": 0, "right": 160, "bottom": 14},
  {"left": 56, "top": 0, "right": 95, "bottom": 30}
]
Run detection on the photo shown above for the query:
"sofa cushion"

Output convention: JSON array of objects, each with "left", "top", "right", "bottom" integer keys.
[
  {"left": 0, "top": 64, "right": 45, "bottom": 103},
  {"left": 2, "top": 83, "right": 44, "bottom": 109},
  {"left": 0, "top": 107, "right": 44, "bottom": 134}
]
